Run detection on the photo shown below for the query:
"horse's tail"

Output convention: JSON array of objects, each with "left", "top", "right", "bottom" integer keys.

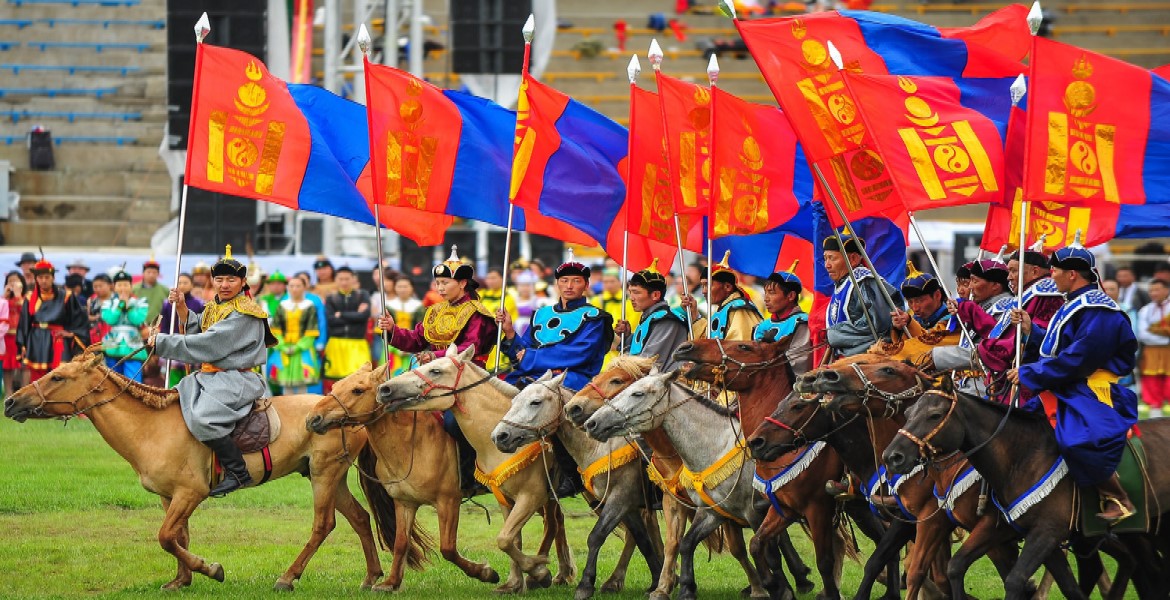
[
  {"left": 357, "top": 445, "right": 434, "bottom": 570},
  {"left": 701, "top": 522, "right": 729, "bottom": 555}
]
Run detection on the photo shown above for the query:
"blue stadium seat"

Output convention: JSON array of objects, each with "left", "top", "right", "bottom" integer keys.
[
  {"left": 0, "top": 135, "right": 138, "bottom": 145},
  {"left": 28, "top": 41, "right": 150, "bottom": 53},
  {"left": 1, "top": 109, "right": 143, "bottom": 123},
  {"left": 0, "top": 41, "right": 18, "bottom": 51},
  {"left": 0, "top": 19, "right": 34, "bottom": 29},
  {"left": 8, "top": 0, "right": 142, "bottom": 6},
  {"left": 0, "top": 87, "right": 117, "bottom": 98},
  {"left": 2, "top": 64, "right": 142, "bottom": 76},
  {"left": 41, "top": 18, "right": 165, "bottom": 29}
]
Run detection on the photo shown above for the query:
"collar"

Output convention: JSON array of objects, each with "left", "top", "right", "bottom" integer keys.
[
  {"left": 644, "top": 299, "right": 671, "bottom": 314},
  {"left": 770, "top": 306, "right": 801, "bottom": 322},
  {"left": 922, "top": 304, "right": 949, "bottom": 326},
  {"left": 718, "top": 290, "right": 745, "bottom": 309},
  {"left": 1064, "top": 284, "right": 1096, "bottom": 301},
  {"left": 556, "top": 296, "right": 589, "bottom": 312}
]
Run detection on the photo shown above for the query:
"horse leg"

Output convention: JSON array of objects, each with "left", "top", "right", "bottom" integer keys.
[
  {"left": 434, "top": 495, "right": 498, "bottom": 584},
  {"left": 676, "top": 511, "right": 731, "bottom": 600},
  {"left": 985, "top": 538, "right": 1039, "bottom": 597},
  {"left": 273, "top": 467, "right": 341, "bottom": 591},
  {"left": 495, "top": 494, "right": 548, "bottom": 593},
  {"left": 855, "top": 518, "right": 912, "bottom": 600},
  {"left": 330, "top": 478, "right": 384, "bottom": 590},
  {"left": 807, "top": 501, "right": 845, "bottom": 600},
  {"left": 650, "top": 495, "right": 686, "bottom": 600},
  {"left": 156, "top": 490, "right": 223, "bottom": 584},
  {"left": 600, "top": 524, "right": 637, "bottom": 593},
  {"left": 372, "top": 499, "right": 418, "bottom": 592},
  {"left": 905, "top": 517, "right": 953, "bottom": 600},
  {"left": 159, "top": 497, "right": 193, "bottom": 590},
  {"left": 577, "top": 502, "right": 628, "bottom": 600},
  {"left": 1005, "top": 534, "right": 1078, "bottom": 600},
  {"left": 549, "top": 500, "right": 577, "bottom": 585},
  {"left": 623, "top": 511, "right": 665, "bottom": 592},
  {"left": 748, "top": 509, "right": 795, "bottom": 600},
  {"left": 727, "top": 523, "right": 770, "bottom": 599},
  {"left": 944, "top": 518, "right": 1016, "bottom": 600},
  {"left": 774, "top": 522, "right": 814, "bottom": 594}
]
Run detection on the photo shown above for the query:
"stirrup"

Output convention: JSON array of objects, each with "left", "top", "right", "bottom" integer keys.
[{"left": 1096, "top": 496, "right": 1135, "bottom": 523}]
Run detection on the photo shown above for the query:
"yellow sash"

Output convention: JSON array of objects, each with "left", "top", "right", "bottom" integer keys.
[
  {"left": 578, "top": 442, "right": 641, "bottom": 498},
  {"left": 678, "top": 440, "right": 750, "bottom": 526},
  {"left": 475, "top": 440, "right": 550, "bottom": 509}
]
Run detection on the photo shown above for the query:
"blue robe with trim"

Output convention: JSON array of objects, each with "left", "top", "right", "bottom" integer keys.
[
  {"left": 502, "top": 297, "right": 614, "bottom": 391},
  {"left": 1017, "top": 285, "right": 1139, "bottom": 486}
]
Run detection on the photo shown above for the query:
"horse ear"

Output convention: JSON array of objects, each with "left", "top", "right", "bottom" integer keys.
[
  {"left": 87, "top": 353, "right": 104, "bottom": 369},
  {"left": 537, "top": 370, "right": 554, "bottom": 382},
  {"left": 456, "top": 344, "right": 475, "bottom": 361},
  {"left": 648, "top": 365, "right": 661, "bottom": 377},
  {"left": 552, "top": 371, "right": 567, "bottom": 386},
  {"left": 939, "top": 373, "right": 954, "bottom": 395}
]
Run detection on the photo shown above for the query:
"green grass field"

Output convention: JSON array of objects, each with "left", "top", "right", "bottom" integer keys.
[{"left": 0, "top": 416, "right": 1113, "bottom": 599}]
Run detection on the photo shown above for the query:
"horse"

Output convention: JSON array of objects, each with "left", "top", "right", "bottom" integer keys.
[
  {"left": 801, "top": 358, "right": 1044, "bottom": 600},
  {"left": 675, "top": 338, "right": 907, "bottom": 600},
  {"left": 883, "top": 389, "right": 1170, "bottom": 600},
  {"left": 565, "top": 355, "right": 776, "bottom": 600},
  {"left": 376, "top": 344, "right": 576, "bottom": 593},
  {"left": 2, "top": 347, "right": 385, "bottom": 591},
  {"left": 584, "top": 368, "right": 776, "bottom": 600},
  {"left": 304, "top": 362, "right": 500, "bottom": 591},
  {"left": 491, "top": 370, "right": 664, "bottom": 600}
]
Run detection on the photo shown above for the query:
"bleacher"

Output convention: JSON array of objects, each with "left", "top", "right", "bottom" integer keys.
[{"left": 0, "top": 0, "right": 170, "bottom": 247}]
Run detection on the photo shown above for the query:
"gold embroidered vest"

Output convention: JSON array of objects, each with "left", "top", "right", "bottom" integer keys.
[{"left": 421, "top": 298, "right": 492, "bottom": 347}]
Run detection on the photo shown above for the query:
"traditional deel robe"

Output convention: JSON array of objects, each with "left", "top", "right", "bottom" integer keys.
[
  {"left": 387, "top": 294, "right": 498, "bottom": 366},
  {"left": 131, "top": 281, "right": 169, "bottom": 324},
  {"left": 100, "top": 295, "right": 149, "bottom": 381},
  {"left": 619, "top": 299, "right": 688, "bottom": 371},
  {"left": 160, "top": 294, "right": 206, "bottom": 388},
  {"left": 503, "top": 296, "right": 614, "bottom": 391},
  {"left": 269, "top": 298, "right": 321, "bottom": 389},
  {"left": 380, "top": 296, "right": 425, "bottom": 375},
  {"left": 753, "top": 307, "right": 812, "bottom": 376},
  {"left": 1018, "top": 286, "right": 1139, "bottom": 486},
  {"left": 592, "top": 290, "right": 639, "bottom": 367},
  {"left": 17, "top": 285, "right": 89, "bottom": 373},
  {"left": 323, "top": 289, "right": 371, "bottom": 379},
  {"left": 479, "top": 288, "right": 518, "bottom": 371},
  {"left": 826, "top": 268, "right": 900, "bottom": 357},
  {"left": 706, "top": 290, "right": 762, "bottom": 341},
  {"left": 934, "top": 291, "right": 1014, "bottom": 399},
  {"left": 154, "top": 294, "right": 276, "bottom": 442}
]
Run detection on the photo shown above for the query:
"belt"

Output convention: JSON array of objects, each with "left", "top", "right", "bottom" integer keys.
[
  {"left": 34, "top": 323, "right": 63, "bottom": 330},
  {"left": 200, "top": 364, "right": 254, "bottom": 373}
]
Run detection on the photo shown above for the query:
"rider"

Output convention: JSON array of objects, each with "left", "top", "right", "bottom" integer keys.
[
  {"left": 946, "top": 257, "right": 1019, "bottom": 402},
  {"left": 753, "top": 262, "right": 811, "bottom": 375},
  {"left": 1007, "top": 245, "right": 1064, "bottom": 331},
  {"left": 99, "top": 270, "right": 150, "bottom": 382},
  {"left": 1006, "top": 241, "right": 1138, "bottom": 524},
  {"left": 823, "top": 232, "right": 900, "bottom": 358},
  {"left": 955, "top": 261, "right": 974, "bottom": 300},
  {"left": 613, "top": 258, "right": 689, "bottom": 371},
  {"left": 377, "top": 247, "right": 497, "bottom": 497},
  {"left": 148, "top": 245, "right": 277, "bottom": 497},
  {"left": 681, "top": 250, "right": 761, "bottom": 341},
  {"left": 498, "top": 251, "right": 614, "bottom": 497},
  {"left": 892, "top": 262, "right": 954, "bottom": 333}
]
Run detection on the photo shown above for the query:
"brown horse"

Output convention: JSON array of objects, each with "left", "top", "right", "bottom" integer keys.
[
  {"left": 674, "top": 339, "right": 903, "bottom": 600},
  {"left": 2, "top": 348, "right": 385, "bottom": 591},
  {"left": 564, "top": 355, "right": 774, "bottom": 600},
  {"left": 305, "top": 362, "right": 500, "bottom": 592}
]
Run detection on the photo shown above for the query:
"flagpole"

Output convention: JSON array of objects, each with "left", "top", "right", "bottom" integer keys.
[
  {"left": 494, "top": 14, "right": 534, "bottom": 373},
  {"left": 619, "top": 55, "right": 640, "bottom": 354},
  {"left": 649, "top": 39, "right": 695, "bottom": 341},
  {"left": 163, "top": 12, "right": 211, "bottom": 386},
  {"left": 705, "top": 54, "right": 719, "bottom": 339},
  {"left": 908, "top": 212, "right": 975, "bottom": 346},
  {"left": 357, "top": 26, "right": 391, "bottom": 379},
  {"left": 1012, "top": 7, "right": 1045, "bottom": 389}
]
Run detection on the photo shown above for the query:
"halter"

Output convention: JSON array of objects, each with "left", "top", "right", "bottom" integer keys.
[
  {"left": 601, "top": 380, "right": 695, "bottom": 435},
  {"left": 894, "top": 391, "right": 959, "bottom": 461},
  {"left": 23, "top": 353, "right": 145, "bottom": 421},
  {"left": 497, "top": 380, "right": 566, "bottom": 439},
  {"left": 708, "top": 337, "right": 788, "bottom": 388},
  {"left": 763, "top": 393, "right": 860, "bottom": 450},
  {"left": 845, "top": 362, "right": 929, "bottom": 416},
  {"left": 403, "top": 356, "right": 496, "bottom": 413},
  {"left": 325, "top": 391, "right": 387, "bottom": 428}
]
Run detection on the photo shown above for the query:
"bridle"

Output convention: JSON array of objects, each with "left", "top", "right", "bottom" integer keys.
[
  {"left": 324, "top": 391, "right": 388, "bottom": 428},
  {"left": 894, "top": 391, "right": 959, "bottom": 461},
  {"left": 840, "top": 362, "right": 930, "bottom": 417},
  {"left": 763, "top": 393, "right": 860, "bottom": 449},
  {"left": 23, "top": 353, "right": 146, "bottom": 421},
  {"left": 399, "top": 356, "right": 499, "bottom": 412},
  {"left": 706, "top": 337, "right": 789, "bottom": 388},
  {"left": 497, "top": 380, "right": 567, "bottom": 439}
]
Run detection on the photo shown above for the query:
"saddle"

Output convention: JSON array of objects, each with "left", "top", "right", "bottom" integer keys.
[
  {"left": 230, "top": 398, "right": 282, "bottom": 454},
  {"left": 1079, "top": 436, "right": 1151, "bottom": 536}
]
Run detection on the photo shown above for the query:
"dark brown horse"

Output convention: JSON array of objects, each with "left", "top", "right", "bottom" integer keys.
[
  {"left": 674, "top": 338, "right": 895, "bottom": 600},
  {"left": 883, "top": 389, "right": 1170, "bottom": 600}
]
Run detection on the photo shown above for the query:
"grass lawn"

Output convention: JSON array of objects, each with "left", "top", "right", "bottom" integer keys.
[{"left": 0, "top": 416, "right": 1114, "bottom": 598}]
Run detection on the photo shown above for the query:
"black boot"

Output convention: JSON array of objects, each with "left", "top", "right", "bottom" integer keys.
[
  {"left": 205, "top": 436, "right": 253, "bottom": 497},
  {"left": 551, "top": 437, "right": 585, "bottom": 498}
]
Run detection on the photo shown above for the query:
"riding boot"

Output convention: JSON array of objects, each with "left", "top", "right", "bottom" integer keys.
[
  {"left": 824, "top": 471, "right": 859, "bottom": 499},
  {"left": 551, "top": 436, "right": 585, "bottom": 498},
  {"left": 442, "top": 410, "right": 488, "bottom": 497},
  {"left": 1095, "top": 473, "right": 1135, "bottom": 523},
  {"left": 205, "top": 436, "right": 253, "bottom": 497}
]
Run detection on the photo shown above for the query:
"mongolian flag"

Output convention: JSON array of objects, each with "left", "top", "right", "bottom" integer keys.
[
  {"left": 843, "top": 73, "right": 1010, "bottom": 211},
  {"left": 362, "top": 61, "right": 591, "bottom": 245},
  {"left": 1156, "top": 65, "right": 1170, "bottom": 79},
  {"left": 1023, "top": 37, "right": 1170, "bottom": 206},
  {"left": 709, "top": 87, "right": 812, "bottom": 237},
  {"left": 184, "top": 44, "right": 450, "bottom": 245},
  {"left": 656, "top": 72, "right": 714, "bottom": 217}
]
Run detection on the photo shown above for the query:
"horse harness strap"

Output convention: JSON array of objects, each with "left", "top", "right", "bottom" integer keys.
[
  {"left": 475, "top": 440, "right": 551, "bottom": 509},
  {"left": 678, "top": 439, "right": 751, "bottom": 526},
  {"left": 895, "top": 392, "right": 958, "bottom": 460},
  {"left": 579, "top": 442, "right": 641, "bottom": 497},
  {"left": 647, "top": 459, "right": 686, "bottom": 497},
  {"left": 850, "top": 362, "right": 925, "bottom": 411},
  {"left": 754, "top": 441, "right": 827, "bottom": 517}
]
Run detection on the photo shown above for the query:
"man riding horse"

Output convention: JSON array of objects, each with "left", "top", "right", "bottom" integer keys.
[
  {"left": 376, "top": 247, "right": 498, "bottom": 497},
  {"left": 822, "top": 232, "right": 900, "bottom": 359},
  {"left": 1006, "top": 241, "right": 1138, "bottom": 524},
  {"left": 753, "top": 263, "right": 811, "bottom": 375},
  {"left": 147, "top": 245, "right": 277, "bottom": 497},
  {"left": 497, "top": 252, "right": 614, "bottom": 497},
  {"left": 612, "top": 259, "right": 689, "bottom": 371},
  {"left": 944, "top": 257, "right": 1016, "bottom": 401},
  {"left": 681, "top": 251, "right": 761, "bottom": 341}
]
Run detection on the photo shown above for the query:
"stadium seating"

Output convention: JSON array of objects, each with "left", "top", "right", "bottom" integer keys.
[
  {"left": 26, "top": 41, "right": 151, "bottom": 53},
  {"left": 1, "top": 135, "right": 138, "bottom": 145},
  {"left": 0, "top": 87, "right": 117, "bottom": 98},
  {"left": 0, "top": 109, "right": 143, "bottom": 123},
  {"left": 3, "top": 64, "right": 142, "bottom": 75},
  {"left": 7, "top": 0, "right": 141, "bottom": 6}
]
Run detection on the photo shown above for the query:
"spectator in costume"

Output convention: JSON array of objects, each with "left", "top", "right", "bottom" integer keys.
[
  {"left": 256, "top": 271, "right": 287, "bottom": 317},
  {"left": 754, "top": 262, "right": 811, "bottom": 375},
  {"left": 147, "top": 245, "right": 277, "bottom": 497},
  {"left": 513, "top": 271, "right": 550, "bottom": 335},
  {"left": 322, "top": 267, "right": 371, "bottom": 391},
  {"left": 822, "top": 232, "right": 901, "bottom": 358},
  {"left": 613, "top": 259, "right": 689, "bottom": 371},
  {"left": 133, "top": 256, "right": 169, "bottom": 324},
  {"left": 479, "top": 267, "right": 518, "bottom": 372},
  {"left": 66, "top": 258, "right": 93, "bottom": 301},
  {"left": 379, "top": 276, "right": 425, "bottom": 376},
  {"left": 311, "top": 256, "right": 338, "bottom": 298},
  {"left": 1007, "top": 241, "right": 1139, "bottom": 523},
  {"left": 269, "top": 276, "right": 321, "bottom": 394},
  {"left": 1137, "top": 279, "right": 1170, "bottom": 418},
  {"left": 3, "top": 272, "right": 25, "bottom": 403},
  {"left": 16, "top": 256, "right": 89, "bottom": 381},
  {"left": 99, "top": 271, "right": 150, "bottom": 382},
  {"left": 15, "top": 252, "right": 37, "bottom": 284}
]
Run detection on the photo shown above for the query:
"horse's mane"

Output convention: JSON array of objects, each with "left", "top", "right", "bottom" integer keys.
[
  {"left": 671, "top": 381, "right": 737, "bottom": 418},
  {"left": 459, "top": 360, "right": 520, "bottom": 397},
  {"left": 608, "top": 355, "right": 656, "bottom": 380},
  {"left": 928, "top": 390, "right": 1049, "bottom": 423},
  {"left": 76, "top": 351, "right": 181, "bottom": 409}
]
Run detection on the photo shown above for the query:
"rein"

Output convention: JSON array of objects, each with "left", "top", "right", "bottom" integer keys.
[
  {"left": 895, "top": 391, "right": 959, "bottom": 461},
  {"left": 763, "top": 395, "right": 860, "bottom": 450},
  {"left": 400, "top": 357, "right": 505, "bottom": 411},
  {"left": 27, "top": 350, "right": 154, "bottom": 421},
  {"left": 846, "top": 362, "right": 929, "bottom": 415}
]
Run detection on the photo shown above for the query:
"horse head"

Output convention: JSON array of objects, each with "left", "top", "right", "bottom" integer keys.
[
  {"left": 4, "top": 350, "right": 110, "bottom": 422},
  {"left": 798, "top": 356, "right": 930, "bottom": 415},
  {"left": 747, "top": 390, "right": 835, "bottom": 462},
  {"left": 492, "top": 371, "right": 568, "bottom": 453},
  {"left": 305, "top": 362, "right": 385, "bottom": 434},
  {"left": 672, "top": 337, "right": 791, "bottom": 393},
  {"left": 882, "top": 390, "right": 962, "bottom": 475},
  {"left": 565, "top": 354, "right": 655, "bottom": 427},
  {"left": 583, "top": 367, "right": 677, "bottom": 442},
  {"left": 376, "top": 344, "right": 478, "bottom": 413}
]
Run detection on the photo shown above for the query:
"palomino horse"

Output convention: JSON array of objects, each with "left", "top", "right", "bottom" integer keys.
[
  {"left": 674, "top": 338, "right": 900, "bottom": 600},
  {"left": 492, "top": 371, "right": 663, "bottom": 600},
  {"left": 304, "top": 362, "right": 500, "bottom": 592},
  {"left": 2, "top": 348, "right": 385, "bottom": 591},
  {"left": 584, "top": 369, "right": 776, "bottom": 600},
  {"left": 565, "top": 355, "right": 803, "bottom": 600},
  {"left": 376, "top": 345, "right": 576, "bottom": 593},
  {"left": 802, "top": 359, "right": 1042, "bottom": 600},
  {"left": 884, "top": 390, "right": 1170, "bottom": 600}
]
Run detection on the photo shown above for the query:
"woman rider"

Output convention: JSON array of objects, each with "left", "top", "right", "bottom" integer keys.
[{"left": 376, "top": 247, "right": 498, "bottom": 497}]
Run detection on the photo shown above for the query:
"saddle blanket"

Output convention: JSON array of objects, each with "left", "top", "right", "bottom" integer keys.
[{"left": 1080, "top": 435, "right": 1150, "bottom": 536}]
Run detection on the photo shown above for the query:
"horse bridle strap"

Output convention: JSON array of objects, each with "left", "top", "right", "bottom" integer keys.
[
  {"left": 327, "top": 392, "right": 387, "bottom": 427},
  {"left": 30, "top": 362, "right": 133, "bottom": 420},
  {"left": 408, "top": 358, "right": 498, "bottom": 411},
  {"left": 850, "top": 362, "right": 926, "bottom": 407},
  {"left": 895, "top": 392, "right": 958, "bottom": 460}
]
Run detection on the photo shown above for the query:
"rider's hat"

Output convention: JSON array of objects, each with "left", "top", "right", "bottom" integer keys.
[
  {"left": 553, "top": 248, "right": 590, "bottom": 280},
  {"left": 210, "top": 244, "right": 247, "bottom": 279},
  {"left": 764, "top": 260, "right": 802, "bottom": 295},
  {"left": 629, "top": 258, "right": 667, "bottom": 294},
  {"left": 969, "top": 258, "right": 1010, "bottom": 288},
  {"left": 1049, "top": 231, "right": 1098, "bottom": 281},
  {"left": 432, "top": 246, "right": 477, "bottom": 290},
  {"left": 710, "top": 250, "right": 739, "bottom": 286},
  {"left": 822, "top": 229, "right": 865, "bottom": 256},
  {"left": 900, "top": 261, "right": 942, "bottom": 299}
]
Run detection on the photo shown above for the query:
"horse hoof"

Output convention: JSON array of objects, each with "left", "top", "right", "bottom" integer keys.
[
  {"left": 740, "top": 585, "right": 753, "bottom": 597},
  {"left": 493, "top": 582, "right": 523, "bottom": 594},
  {"left": 600, "top": 579, "right": 624, "bottom": 593},
  {"left": 554, "top": 573, "right": 575, "bottom": 586},
  {"left": 574, "top": 584, "right": 595, "bottom": 600},
  {"left": 207, "top": 563, "right": 225, "bottom": 583},
  {"left": 481, "top": 566, "right": 501, "bottom": 584},
  {"left": 371, "top": 583, "right": 401, "bottom": 593},
  {"left": 160, "top": 578, "right": 190, "bottom": 591},
  {"left": 527, "top": 567, "right": 552, "bottom": 589},
  {"left": 649, "top": 592, "right": 671, "bottom": 600},
  {"left": 777, "top": 590, "right": 795, "bottom": 600},
  {"left": 273, "top": 580, "right": 294, "bottom": 592},
  {"left": 796, "top": 580, "right": 815, "bottom": 595}
]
